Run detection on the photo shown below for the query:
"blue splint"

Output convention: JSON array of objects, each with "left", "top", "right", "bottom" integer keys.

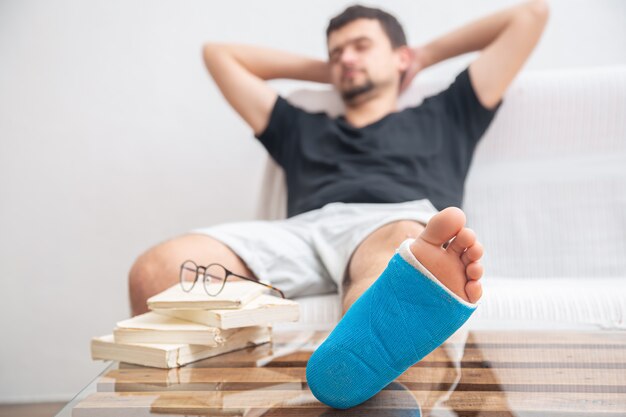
[{"left": 306, "top": 238, "right": 478, "bottom": 409}]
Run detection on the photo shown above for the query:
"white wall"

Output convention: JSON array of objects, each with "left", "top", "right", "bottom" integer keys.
[{"left": 0, "top": 0, "right": 624, "bottom": 402}]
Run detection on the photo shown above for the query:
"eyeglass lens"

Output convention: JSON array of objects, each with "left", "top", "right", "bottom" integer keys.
[
  {"left": 180, "top": 260, "right": 198, "bottom": 292},
  {"left": 203, "top": 263, "right": 228, "bottom": 296}
]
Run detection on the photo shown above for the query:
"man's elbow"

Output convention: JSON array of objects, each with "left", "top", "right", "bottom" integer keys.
[
  {"left": 514, "top": 0, "right": 549, "bottom": 37},
  {"left": 202, "top": 42, "right": 221, "bottom": 59},
  {"left": 202, "top": 42, "right": 229, "bottom": 73},
  {"left": 525, "top": 0, "right": 550, "bottom": 23}
]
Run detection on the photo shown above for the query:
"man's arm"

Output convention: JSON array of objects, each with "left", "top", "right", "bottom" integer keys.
[
  {"left": 402, "top": 0, "right": 549, "bottom": 109},
  {"left": 202, "top": 43, "right": 330, "bottom": 136}
]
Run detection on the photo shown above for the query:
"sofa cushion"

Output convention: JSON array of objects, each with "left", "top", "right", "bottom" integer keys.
[{"left": 292, "top": 276, "right": 626, "bottom": 330}]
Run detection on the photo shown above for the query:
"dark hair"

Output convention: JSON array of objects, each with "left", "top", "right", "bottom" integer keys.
[{"left": 326, "top": 5, "right": 407, "bottom": 48}]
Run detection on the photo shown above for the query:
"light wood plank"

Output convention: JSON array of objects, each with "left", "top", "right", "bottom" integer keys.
[
  {"left": 99, "top": 366, "right": 626, "bottom": 387},
  {"left": 72, "top": 390, "right": 626, "bottom": 414}
]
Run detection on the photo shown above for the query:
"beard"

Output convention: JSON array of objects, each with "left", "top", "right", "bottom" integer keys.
[
  {"left": 339, "top": 69, "right": 376, "bottom": 103},
  {"left": 341, "top": 80, "right": 376, "bottom": 102}
]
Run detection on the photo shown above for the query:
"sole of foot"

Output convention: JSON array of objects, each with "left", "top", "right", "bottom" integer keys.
[{"left": 410, "top": 206, "right": 484, "bottom": 303}]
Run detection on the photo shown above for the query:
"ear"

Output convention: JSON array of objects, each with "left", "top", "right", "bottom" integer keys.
[{"left": 394, "top": 45, "right": 412, "bottom": 72}]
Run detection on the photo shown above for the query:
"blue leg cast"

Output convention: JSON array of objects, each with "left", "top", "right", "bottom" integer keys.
[{"left": 306, "top": 239, "right": 478, "bottom": 409}]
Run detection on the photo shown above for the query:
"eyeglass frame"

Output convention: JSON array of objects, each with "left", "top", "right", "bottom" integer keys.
[{"left": 179, "top": 260, "right": 285, "bottom": 299}]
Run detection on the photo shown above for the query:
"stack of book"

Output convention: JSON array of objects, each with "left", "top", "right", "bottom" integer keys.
[{"left": 91, "top": 281, "right": 299, "bottom": 368}]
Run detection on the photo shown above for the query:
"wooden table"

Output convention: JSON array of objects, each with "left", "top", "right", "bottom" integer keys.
[{"left": 58, "top": 328, "right": 626, "bottom": 416}]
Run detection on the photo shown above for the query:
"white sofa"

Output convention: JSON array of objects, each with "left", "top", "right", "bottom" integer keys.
[{"left": 258, "top": 66, "right": 626, "bottom": 330}]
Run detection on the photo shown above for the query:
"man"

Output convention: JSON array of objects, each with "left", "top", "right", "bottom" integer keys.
[{"left": 129, "top": 2, "right": 548, "bottom": 409}]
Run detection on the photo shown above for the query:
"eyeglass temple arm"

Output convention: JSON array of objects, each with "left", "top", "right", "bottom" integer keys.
[{"left": 231, "top": 273, "right": 286, "bottom": 299}]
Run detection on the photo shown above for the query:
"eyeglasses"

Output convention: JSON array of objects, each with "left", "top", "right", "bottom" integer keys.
[{"left": 179, "top": 260, "right": 285, "bottom": 299}]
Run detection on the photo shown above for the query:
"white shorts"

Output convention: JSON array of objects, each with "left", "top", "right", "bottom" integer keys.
[{"left": 191, "top": 199, "right": 439, "bottom": 299}]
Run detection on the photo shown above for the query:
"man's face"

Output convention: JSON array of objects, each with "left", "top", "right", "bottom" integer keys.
[{"left": 327, "top": 18, "right": 409, "bottom": 105}]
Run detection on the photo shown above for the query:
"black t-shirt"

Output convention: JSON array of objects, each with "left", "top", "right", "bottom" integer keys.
[{"left": 256, "top": 67, "right": 502, "bottom": 218}]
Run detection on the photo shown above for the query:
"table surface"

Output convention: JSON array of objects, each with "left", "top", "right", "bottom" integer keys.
[{"left": 58, "top": 327, "right": 626, "bottom": 417}]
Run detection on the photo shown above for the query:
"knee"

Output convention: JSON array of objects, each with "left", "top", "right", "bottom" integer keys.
[
  {"left": 380, "top": 220, "right": 424, "bottom": 240},
  {"left": 128, "top": 251, "right": 152, "bottom": 293},
  {"left": 128, "top": 234, "right": 225, "bottom": 315},
  {"left": 347, "top": 220, "right": 424, "bottom": 284},
  {"left": 128, "top": 247, "right": 166, "bottom": 316}
]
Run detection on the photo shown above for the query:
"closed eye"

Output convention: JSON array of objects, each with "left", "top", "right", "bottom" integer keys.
[{"left": 355, "top": 40, "right": 371, "bottom": 51}]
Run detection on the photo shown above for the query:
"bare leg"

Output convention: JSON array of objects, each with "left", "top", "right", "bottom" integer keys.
[
  {"left": 345, "top": 220, "right": 425, "bottom": 314},
  {"left": 128, "top": 234, "right": 254, "bottom": 316}
]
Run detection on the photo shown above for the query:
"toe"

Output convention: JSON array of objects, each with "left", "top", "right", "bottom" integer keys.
[
  {"left": 419, "top": 207, "right": 466, "bottom": 247},
  {"left": 465, "top": 280, "right": 482, "bottom": 303},
  {"left": 447, "top": 227, "right": 476, "bottom": 255},
  {"left": 461, "top": 242, "right": 484, "bottom": 265},
  {"left": 466, "top": 261, "right": 483, "bottom": 280}
]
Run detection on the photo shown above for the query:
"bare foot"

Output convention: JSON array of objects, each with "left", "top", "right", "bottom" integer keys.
[{"left": 410, "top": 207, "right": 484, "bottom": 303}]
